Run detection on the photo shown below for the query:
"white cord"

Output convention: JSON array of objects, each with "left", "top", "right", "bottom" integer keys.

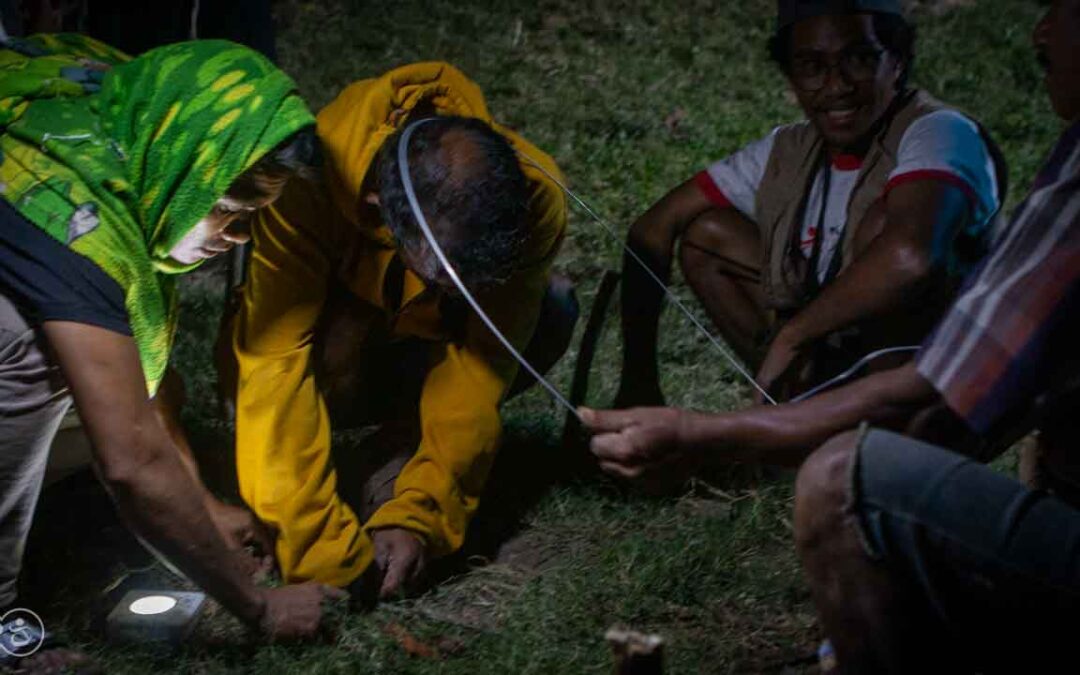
[
  {"left": 399, "top": 119, "right": 583, "bottom": 421},
  {"left": 789, "top": 345, "right": 920, "bottom": 403}
]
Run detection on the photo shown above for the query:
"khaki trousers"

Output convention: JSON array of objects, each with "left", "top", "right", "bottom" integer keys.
[{"left": 0, "top": 293, "right": 71, "bottom": 608}]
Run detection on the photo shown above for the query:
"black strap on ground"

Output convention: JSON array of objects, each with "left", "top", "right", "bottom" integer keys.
[{"left": 562, "top": 269, "right": 621, "bottom": 448}]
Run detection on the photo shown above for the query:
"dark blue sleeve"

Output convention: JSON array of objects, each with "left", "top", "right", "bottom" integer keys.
[{"left": 0, "top": 198, "right": 131, "bottom": 336}]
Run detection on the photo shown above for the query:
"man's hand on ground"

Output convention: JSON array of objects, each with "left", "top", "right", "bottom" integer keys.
[
  {"left": 372, "top": 528, "right": 427, "bottom": 599},
  {"left": 257, "top": 582, "right": 347, "bottom": 640},
  {"left": 579, "top": 406, "right": 702, "bottom": 491}
]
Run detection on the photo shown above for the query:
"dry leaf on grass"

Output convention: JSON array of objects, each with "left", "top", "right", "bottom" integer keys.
[{"left": 381, "top": 621, "right": 465, "bottom": 659}]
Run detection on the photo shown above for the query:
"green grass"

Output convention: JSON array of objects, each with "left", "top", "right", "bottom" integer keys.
[{"left": 22, "top": 0, "right": 1062, "bottom": 672}]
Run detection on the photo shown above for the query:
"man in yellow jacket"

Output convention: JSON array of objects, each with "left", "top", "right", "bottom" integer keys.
[{"left": 221, "top": 62, "right": 573, "bottom": 598}]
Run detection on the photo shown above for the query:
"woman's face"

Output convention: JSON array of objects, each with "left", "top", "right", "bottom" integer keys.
[{"left": 167, "top": 181, "right": 285, "bottom": 265}]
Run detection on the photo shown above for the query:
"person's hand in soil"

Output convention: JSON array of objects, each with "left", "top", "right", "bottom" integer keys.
[{"left": 371, "top": 528, "right": 427, "bottom": 600}]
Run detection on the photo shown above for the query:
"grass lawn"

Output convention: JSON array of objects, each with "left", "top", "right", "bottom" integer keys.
[{"left": 21, "top": 0, "right": 1062, "bottom": 672}]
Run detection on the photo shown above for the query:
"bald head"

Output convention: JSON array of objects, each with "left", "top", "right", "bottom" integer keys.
[{"left": 377, "top": 115, "right": 529, "bottom": 288}]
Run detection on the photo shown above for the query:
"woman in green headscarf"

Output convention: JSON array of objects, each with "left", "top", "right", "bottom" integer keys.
[{"left": 0, "top": 34, "right": 345, "bottom": 644}]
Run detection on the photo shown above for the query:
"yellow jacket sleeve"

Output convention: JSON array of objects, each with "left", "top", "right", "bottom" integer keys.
[
  {"left": 363, "top": 152, "right": 567, "bottom": 556},
  {"left": 232, "top": 185, "right": 372, "bottom": 587}
]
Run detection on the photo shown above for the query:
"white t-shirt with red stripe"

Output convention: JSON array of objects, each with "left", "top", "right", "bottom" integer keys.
[{"left": 694, "top": 110, "right": 1001, "bottom": 283}]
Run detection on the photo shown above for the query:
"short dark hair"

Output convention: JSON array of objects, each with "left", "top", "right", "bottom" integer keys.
[
  {"left": 767, "top": 13, "right": 917, "bottom": 90},
  {"left": 229, "top": 125, "right": 322, "bottom": 200},
  {"left": 377, "top": 115, "right": 529, "bottom": 287}
]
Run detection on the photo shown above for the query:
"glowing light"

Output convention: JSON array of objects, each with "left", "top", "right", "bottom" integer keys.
[{"left": 128, "top": 595, "right": 178, "bottom": 616}]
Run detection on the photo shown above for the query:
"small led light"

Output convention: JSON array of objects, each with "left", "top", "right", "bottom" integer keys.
[
  {"left": 106, "top": 591, "right": 206, "bottom": 645},
  {"left": 128, "top": 595, "right": 178, "bottom": 616}
]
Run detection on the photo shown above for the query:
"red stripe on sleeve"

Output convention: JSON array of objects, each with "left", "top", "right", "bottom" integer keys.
[
  {"left": 694, "top": 170, "right": 733, "bottom": 209},
  {"left": 885, "top": 169, "right": 977, "bottom": 203}
]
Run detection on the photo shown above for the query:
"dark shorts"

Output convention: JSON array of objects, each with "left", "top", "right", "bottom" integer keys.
[{"left": 851, "top": 428, "right": 1080, "bottom": 672}]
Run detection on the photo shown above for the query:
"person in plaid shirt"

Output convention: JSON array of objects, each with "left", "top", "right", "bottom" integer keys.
[{"left": 582, "top": 1, "right": 1079, "bottom": 670}]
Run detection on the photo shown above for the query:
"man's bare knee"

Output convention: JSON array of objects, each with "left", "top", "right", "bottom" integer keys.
[
  {"left": 679, "top": 209, "right": 737, "bottom": 269},
  {"left": 677, "top": 215, "right": 716, "bottom": 278},
  {"left": 678, "top": 208, "right": 760, "bottom": 282},
  {"left": 794, "top": 430, "right": 860, "bottom": 554}
]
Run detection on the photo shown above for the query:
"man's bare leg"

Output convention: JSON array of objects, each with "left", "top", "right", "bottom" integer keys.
[
  {"left": 794, "top": 432, "right": 904, "bottom": 673},
  {"left": 678, "top": 208, "right": 771, "bottom": 366},
  {"left": 794, "top": 431, "right": 953, "bottom": 674},
  {"left": 850, "top": 201, "right": 957, "bottom": 384}
]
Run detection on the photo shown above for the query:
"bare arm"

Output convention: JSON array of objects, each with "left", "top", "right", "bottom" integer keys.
[
  {"left": 151, "top": 368, "right": 212, "bottom": 498},
  {"left": 42, "top": 321, "right": 342, "bottom": 634},
  {"left": 583, "top": 362, "right": 941, "bottom": 487},
  {"left": 684, "top": 362, "right": 938, "bottom": 466},
  {"left": 617, "top": 178, "right": 715, "bottom": 405}
]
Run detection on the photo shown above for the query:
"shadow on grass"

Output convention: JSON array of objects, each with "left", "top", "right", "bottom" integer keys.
[{"left": 451, "top": 424, "right": 594, "bottom": 565}]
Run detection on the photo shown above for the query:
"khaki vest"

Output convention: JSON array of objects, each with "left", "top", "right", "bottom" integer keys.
[{"left": 754, "top": 89, "right": 1006, "bottom": 311}]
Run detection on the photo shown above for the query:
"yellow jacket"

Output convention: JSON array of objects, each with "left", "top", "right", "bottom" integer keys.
[{"left": 232, "top": 62, "right": 567, "bottom": 586}]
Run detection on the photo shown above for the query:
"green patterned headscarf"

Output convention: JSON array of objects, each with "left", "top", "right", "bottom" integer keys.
[{"left": 0, "top": 35, "right": 314, "bottom": 394}]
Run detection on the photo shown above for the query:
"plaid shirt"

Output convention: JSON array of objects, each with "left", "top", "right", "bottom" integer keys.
[{"left": 916, "top": 121, "right": 1080, "bottom": 436}]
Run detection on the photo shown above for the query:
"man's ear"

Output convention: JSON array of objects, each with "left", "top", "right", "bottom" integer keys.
[{"left": 364, "top": 192, "right": 380, "bottom": 206}]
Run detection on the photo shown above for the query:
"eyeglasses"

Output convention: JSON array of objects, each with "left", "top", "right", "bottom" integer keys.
[{"left": 789, "top": 47, "right": 885, "bottom": 91}]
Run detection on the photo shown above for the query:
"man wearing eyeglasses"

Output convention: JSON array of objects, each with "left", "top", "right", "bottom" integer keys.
[{"left": 614, "top": 0, "right": 1005, "bottom": 408}]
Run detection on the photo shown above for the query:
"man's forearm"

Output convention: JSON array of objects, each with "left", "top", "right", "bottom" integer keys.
[
  {"left": 682, "top": 363, "right": 938, "bottom": 467},
  {"left": 782, "top": 182, "right": 971, "bottom": 349},
  {"left": 781, "top": 238, "right": 932, "bottom": 350}
]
